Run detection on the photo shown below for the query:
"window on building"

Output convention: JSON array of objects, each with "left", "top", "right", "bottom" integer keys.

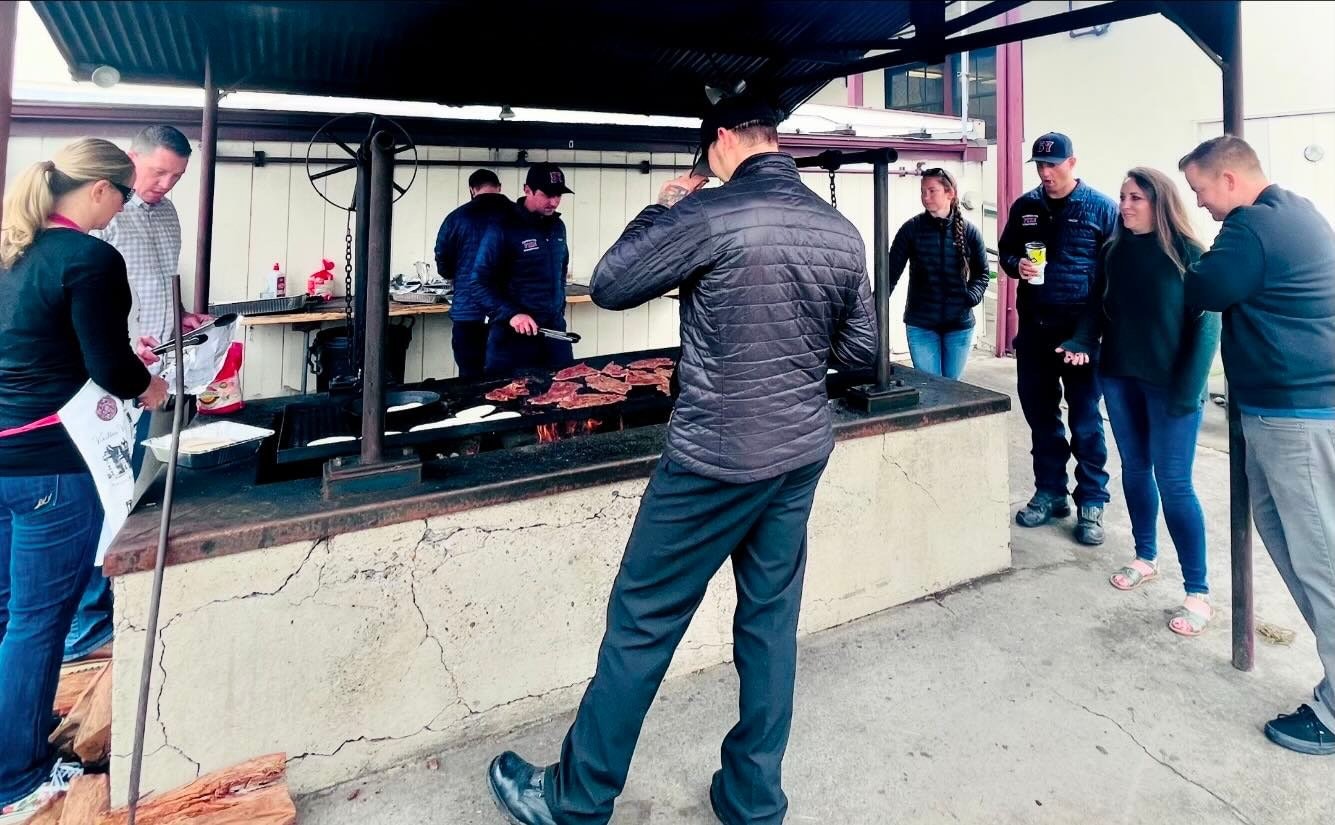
[{"left": 885, "top": 47, "right": 998, "bottom": 140}]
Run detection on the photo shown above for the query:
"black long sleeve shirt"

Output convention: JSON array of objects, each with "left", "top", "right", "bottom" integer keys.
[{"left": 0, "top": 228, "right": 151, "bottom": 474}]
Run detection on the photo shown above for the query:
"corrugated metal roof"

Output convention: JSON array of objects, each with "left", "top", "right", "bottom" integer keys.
[{"left": 30, "top": 0, "right": 917, "bottom": 118}]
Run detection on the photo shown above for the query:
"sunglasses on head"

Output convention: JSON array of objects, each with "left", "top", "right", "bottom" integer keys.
[{"left": 107, "top": 180, "right": 134, "bottom": 201}]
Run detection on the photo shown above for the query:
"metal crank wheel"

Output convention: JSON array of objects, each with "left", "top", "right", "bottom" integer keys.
[{"left": 304, "top": 111, "right": 418, "bottom": 209}]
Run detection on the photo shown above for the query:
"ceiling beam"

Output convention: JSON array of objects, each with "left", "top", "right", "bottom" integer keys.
[{"left": 775, "top": 0, "right": 1165, "bottom": 91}]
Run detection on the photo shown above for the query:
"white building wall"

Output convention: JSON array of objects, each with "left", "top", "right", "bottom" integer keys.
[
  {"left": 1017, "top": 1, "right": 1334, "bottom": 233},
  {"left": 7, "top": 131, "right": 982, "bottom": 397}
]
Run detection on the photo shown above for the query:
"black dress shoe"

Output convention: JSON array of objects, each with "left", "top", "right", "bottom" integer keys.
[
  {"left": 1264, "top": 705, "right": 1335, "bottom": 755},
  {"left": 1075, "top": 504, "right": 1105, "bottom": 546},
  {"left": 1015, "top": 493, "right": 1071, "bottom": 528},
  {"left": 487, "top": 752, "right": 557, "bottom": 825},
  {"left": 709, "top": 771, "right": 732, "bottom": 825}
]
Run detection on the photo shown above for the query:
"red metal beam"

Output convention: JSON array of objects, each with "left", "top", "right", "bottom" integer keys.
[
  {"left": 993, "top": 10, "right": 1023, "bottom": 357},
  {"left": 0, "top": 0, "right": 18, "bottom": 232}
]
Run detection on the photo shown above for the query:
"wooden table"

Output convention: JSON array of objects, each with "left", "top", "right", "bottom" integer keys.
[
  {"left": 241, "top": 295, "right": 593, "bottom": 327},
  {"left": 239, "top": 290, "right": 598, "bottom": 392}
]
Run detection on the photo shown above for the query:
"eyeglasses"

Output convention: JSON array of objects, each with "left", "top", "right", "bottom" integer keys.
[{"left": 107, "top": 180, "right": 135, "bottom": 202}]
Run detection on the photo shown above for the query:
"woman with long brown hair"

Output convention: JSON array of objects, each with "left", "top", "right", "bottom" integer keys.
[
  {"left": 0, "top": 138, "right": 167, "bottom": 819},
  {"left": 886, "top": 167, "right": 990, "bottom": 379},
  {"left": 1058, "top": 166, "right": 1220, "bottom": 636}
]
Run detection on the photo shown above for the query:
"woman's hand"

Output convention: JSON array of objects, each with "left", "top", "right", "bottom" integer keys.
[
  {"left": 1055, "top": 346, "right": 1090, "bottom": 367},
  {"left": 137, "top": 375, "right": 170, "bottom": 410},
  {"left": 133, "top": 336, "right": 161, "bottom": 366}
]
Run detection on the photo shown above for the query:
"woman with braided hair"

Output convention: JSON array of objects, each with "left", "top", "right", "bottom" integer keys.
[{"left": 886, "top": 167, "right": 991, "bottom": 379}]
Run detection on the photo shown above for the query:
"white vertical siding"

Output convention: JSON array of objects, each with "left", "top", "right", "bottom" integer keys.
[{"left": 8, "top": 132, "right": 981, "bottom": 398}]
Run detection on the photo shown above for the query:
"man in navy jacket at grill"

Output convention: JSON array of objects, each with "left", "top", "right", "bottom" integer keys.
[
  {"left": 474, "top": 162, "right": 575, "bottom": 376},
  {"left": 998, "top": 132, "right": 1119, "bottom": 546}
]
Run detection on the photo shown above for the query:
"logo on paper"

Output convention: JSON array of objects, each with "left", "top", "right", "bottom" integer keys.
[{"left": 96, "top": 396, "right": 117, "bottom": 422}]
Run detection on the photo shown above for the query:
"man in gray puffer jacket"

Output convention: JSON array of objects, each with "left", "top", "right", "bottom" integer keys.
[{"left": 487, "top": 95, "right": 878, "bottom": 825}]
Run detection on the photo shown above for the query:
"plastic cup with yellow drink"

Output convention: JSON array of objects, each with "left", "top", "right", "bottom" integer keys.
[{"left": 1024, "top": 242, "right": 1047, "bottom": 285}]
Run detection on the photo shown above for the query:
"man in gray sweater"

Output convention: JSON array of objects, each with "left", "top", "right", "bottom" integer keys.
[{"left": 1181, "top": 135, "right": 1335, "bottom": 756}]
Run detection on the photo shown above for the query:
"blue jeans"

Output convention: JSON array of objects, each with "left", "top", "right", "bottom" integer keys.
[
  {"left": 1102, "top": 376, "right": 1208, "bottom": 594},
  {"left": 0, "top": 473, "right": 102, "bottom": 806},
  {"left": 62, "top": 412, "right": 149, "bottom": 662},
  {"left": 905, "top": 325, "right": 975, "bottom": 380}
]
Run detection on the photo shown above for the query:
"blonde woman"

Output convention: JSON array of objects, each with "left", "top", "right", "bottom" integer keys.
[
  {"left": 1058, "top": 167, "right": 1220, "bottom": 636},
  {"left": 0, "top": 138, "right": 167, "bottom": 819}
]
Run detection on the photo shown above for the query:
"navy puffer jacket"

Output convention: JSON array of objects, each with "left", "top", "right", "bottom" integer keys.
[
  {"left": 473, "top": 199, "right": 570, "bottom": 327},
  {"left": 887, "top": 211, "right": 991, "bottom": 332},
  {"left": 433, "top": 192, "right": 513, "bottom": 322},
  {"left": 998, "top": 180, "right": 1118, "bottom": 318},
  {"left": 590, "top": 153, "right": 879, "bottom": 483}
]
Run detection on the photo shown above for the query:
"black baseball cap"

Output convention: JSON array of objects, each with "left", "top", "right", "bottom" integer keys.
[
  {"left": 525, "top": 162, "right": 573, "bottom": 196},
  {"left": 1027, "top": 132, "right": 1074, "bottom": 163},
  {"left": 694, "top": 94, "right": 782, "bottom": 177}
]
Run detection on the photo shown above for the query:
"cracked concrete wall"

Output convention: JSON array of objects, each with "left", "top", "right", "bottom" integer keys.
[{"left": 108, "top": 414, "right": 1009, "bottom": 803}]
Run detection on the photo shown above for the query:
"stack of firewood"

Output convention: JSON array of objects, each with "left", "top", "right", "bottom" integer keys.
[{"left": 44, "top": 664, "right": 297, "bottom": 823}]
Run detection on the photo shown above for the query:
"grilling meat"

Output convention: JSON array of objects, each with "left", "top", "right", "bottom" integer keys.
[
  {"left": 628, "top": 357, "right": 674, "bottom": 370},
  {"left": 528, "top": 381, "right": 583, "bottom": 405},
  {"left": 554, "top": 363, "right": 600, "bottom": 381},
  {"left": 484, "top": 379, "right": 530, "bottom": 402},
  {"left": 624, "top": 370, "right": 662, "bottom": 386},
  {"left": 601, "top": 362, "right": 628, "bottom": 378},
  {"left": 558, "top": 392, "right": 622, "bottom": 409},
  {"left": 585, "top": 374, "right": 631, "bottom": 395}
]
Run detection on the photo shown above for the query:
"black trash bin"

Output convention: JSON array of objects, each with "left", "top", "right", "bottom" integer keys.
[{"left": 308, "top": 323, "right": 413, "bottom": 393}]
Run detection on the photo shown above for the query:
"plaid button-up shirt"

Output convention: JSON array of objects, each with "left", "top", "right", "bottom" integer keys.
[{"left": 92, "top": 194, "right": 182, "bottom": 348}]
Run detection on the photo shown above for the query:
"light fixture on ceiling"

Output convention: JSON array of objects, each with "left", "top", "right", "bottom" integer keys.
[
  {"left": 90, "top": 65, "right": 121, "bottom": 88},
  {"left": 498, "top": 105, "right": 515, "bottom": 121}
]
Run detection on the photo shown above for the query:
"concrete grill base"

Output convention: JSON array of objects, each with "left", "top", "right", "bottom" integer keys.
[{"left": 107, "top": 408, "right": 1010, "bottom": 803}]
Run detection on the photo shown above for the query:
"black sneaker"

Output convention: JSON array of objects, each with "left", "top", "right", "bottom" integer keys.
[
  {"left": 1264, "top": 705, "right": 1335, "bottom": 755},
  {"left": 1015, "top": 493, "right": 1071, "bottom": 528},
  {"left": 1075, "top": 504, "right": 1105, "bottom": 546}
]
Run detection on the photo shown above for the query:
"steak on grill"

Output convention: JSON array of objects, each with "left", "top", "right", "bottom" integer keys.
[
  {"left": 528, "top": 381, "right": 582, "bottom": 405},
  {"left": 558, "top": 392, "right": 622, "bottom": 409},
  {"left": 554, "top": 363, "right": 600, "bottom": 381},
  {"left": 628, "top": 357, "right": 674, "bottom": 370},
  {"left": 585, "top": 374, "right": 631, "bottom": 395},
  {"left": 624, "top": 370, "right": 662, "bottom": 386},
  {"left": 484, "top": 379, "right": 530, "bottom": 402}
]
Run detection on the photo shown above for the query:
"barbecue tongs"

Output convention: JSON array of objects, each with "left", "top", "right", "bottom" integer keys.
[{"left": 539, "top": 327, "right": 581, "bottom": 343}]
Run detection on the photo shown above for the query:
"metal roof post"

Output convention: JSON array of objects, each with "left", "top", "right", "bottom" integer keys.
[
  {"left": 193, "top": 50, "right": 219, "bottom": 314},
  {"left": 0, "top": 0, "right": 17, "bottom": 233}
]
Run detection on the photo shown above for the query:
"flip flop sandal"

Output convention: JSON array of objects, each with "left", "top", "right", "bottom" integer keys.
[
  {"left": 1169, "top": 598, "right": 1213, "bottom": 637},
  {"left": 1110, "top": 559, "right": 1158, "bottom": 591}
]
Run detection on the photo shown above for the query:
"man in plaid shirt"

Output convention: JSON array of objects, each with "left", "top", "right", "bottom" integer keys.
[
  {"left": 93, "top": 125, "right": 210, "bottom": 353},
  {"left": 65, "top": 125, "right": 209, "bottom": 664}
]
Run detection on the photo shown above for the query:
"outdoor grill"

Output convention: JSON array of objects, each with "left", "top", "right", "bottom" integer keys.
[
  {"left": 260, "top": 346, "right": 685, "bottom": 479},
  {"left": 254, "top": 345, "right": 881, "bottom": 482}
]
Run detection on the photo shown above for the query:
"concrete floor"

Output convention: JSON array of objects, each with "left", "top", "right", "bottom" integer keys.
[{"left": 298, "top": 355, "right": 1331, "bottom": 825}]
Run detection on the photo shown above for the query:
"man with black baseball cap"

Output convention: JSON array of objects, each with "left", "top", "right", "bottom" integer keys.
[
  {"left": 473, "top": 161, "right": 575, "bottom": 375},
  {"left": 998, "top": 131, "right": 1119, "bottom": 545},
  {"left": 487, "top": 93, "right": 878, "bottom": 825}
]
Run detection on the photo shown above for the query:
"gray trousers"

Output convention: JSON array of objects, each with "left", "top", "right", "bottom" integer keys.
[{"left": 1242, "top": 414, "right": 1335, "bottom": 731}]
